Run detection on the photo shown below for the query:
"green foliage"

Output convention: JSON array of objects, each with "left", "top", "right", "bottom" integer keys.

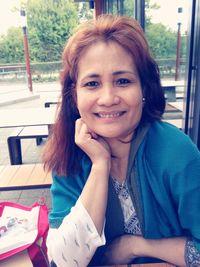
[
  {"left": 27, "top": 0, "right": 78, "bottom": 62},
  {"left": 124, "top": 0, "right": 134, "bottom": 17},
  {"left": 0, "top": 28, "right": 24, "bottom": 64},
  {"left": 0, "top": 0, "right": 79, "bottom": 64},
  {"left": 77, "top": 2, "right": 93, "bottom": 21},
  {"left": 146, "top": 23, "right": 177, "bottom": 58},
  {"left": 0, "top": 0, "right": 187, "bottom": 79},
  {"left": 109, "top": 0, "right": 134, "bottom": 17},
  {"left": 145, "top": 0, "right": 160, "bottom": 26}
]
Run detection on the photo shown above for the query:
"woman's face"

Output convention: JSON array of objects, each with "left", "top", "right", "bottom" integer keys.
[{"left": 75, "top": 41, "right": 143, "bottom": 141}]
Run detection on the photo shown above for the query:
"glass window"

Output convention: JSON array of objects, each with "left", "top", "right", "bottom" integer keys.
[
  {"left": 145, "top": 0, "right": 190, "bottom": 130},
  {"left": 101, "top": 0, "right": 200, "bottom": 144},
  {"left": 103, "top": 0, "right": 134, "bottom": 16}
]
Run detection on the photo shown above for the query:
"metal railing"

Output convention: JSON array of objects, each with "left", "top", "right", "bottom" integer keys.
[{"left": 0, "top": 58, "right": 186, "bottom": 82}]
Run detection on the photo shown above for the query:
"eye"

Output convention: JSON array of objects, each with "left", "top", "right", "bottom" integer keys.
[
  {"left": 116, "top": 78, "right": 131, "bottom": 86},
  {"left": 83, "top": 81, "right": 99, "bottom": 88}
]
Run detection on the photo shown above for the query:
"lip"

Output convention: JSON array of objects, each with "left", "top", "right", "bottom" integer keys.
[{"left": 94, "top": 111, "right": 126, "bottom": 118}]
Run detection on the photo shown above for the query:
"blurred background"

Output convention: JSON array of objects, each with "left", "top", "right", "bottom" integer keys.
[{"left": 0, "top": 0, "right": 199, "bottom": 205}]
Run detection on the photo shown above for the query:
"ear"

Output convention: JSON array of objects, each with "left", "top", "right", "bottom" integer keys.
[{"left": 141, "top": 85, "right": 146, "bottom": 106}]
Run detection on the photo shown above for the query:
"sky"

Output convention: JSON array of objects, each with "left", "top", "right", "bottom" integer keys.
[
  {"left": 149, "top": 0, "right": 190, "bottom": 33},
  {"left": 0, "top": 0, "right": 190, "bottom": 35},
  {"left": 0, "top": 0, "right": 21, "bottom": 35}
]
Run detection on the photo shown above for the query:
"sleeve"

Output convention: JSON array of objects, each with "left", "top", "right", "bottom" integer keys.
[
  {"left": 136, "top": 123, "right": 200, "bottom": 265},
  {"left": 169, "top": 148, "right": 200, "bottom": 255},
  {"left": 185, "top": 238, "right": 200, "bottom": 267},
  {"left": 48, "top": 173, "right": 82, "bottom": 229},
  {"left": 49, "top": 160, "right": 91, "bottom": 228},
  {"left": 47, "top": 200, "right": 105, "bottom": 267}
]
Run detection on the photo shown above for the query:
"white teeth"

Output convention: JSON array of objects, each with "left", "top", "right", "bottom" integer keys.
[{"left": 97, "top": 112, "right": 122, "bottom": 118}]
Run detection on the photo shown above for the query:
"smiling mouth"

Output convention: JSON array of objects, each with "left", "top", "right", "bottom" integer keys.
[{"left": 94, "top": 111, "right": 126, "bottom": 118}]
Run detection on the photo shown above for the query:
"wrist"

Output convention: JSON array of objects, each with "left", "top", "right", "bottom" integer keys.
[
  {"left": 92, "top": 159, "right": 111, "bottom": 170},
  {"left": 129, "top": 235, "right": 147, "bottom": 258},
  {"left": 92, "top": 160, "right": 111, "bottom": 174}
]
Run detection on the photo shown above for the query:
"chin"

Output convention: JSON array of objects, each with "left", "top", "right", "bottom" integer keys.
[{"left": 97, "top": 130, "right": 132, "bottom": 140}]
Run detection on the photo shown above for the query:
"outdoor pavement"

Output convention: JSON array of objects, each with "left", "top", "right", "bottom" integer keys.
[{"left": 0, "top": 81, "right": 61, "bottom": 210}]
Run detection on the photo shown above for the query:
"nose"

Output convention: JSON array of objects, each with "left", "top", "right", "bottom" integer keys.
[{"left": 97, "top": 87, "right": 120, "bottom": 106}]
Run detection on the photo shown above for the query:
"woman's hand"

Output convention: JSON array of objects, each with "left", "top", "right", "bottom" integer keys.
[
  {"left": 75, "top": 119, "right": 111, "bottom": 235},
  {"left": 75, "top": 118, "right": 111, "bottom": 164},
  {"left": 103, "top": 235, "right": 187, "bottom": 267},
  {"left": 102, "top": 235, "right": 141, "bottom": 265}
]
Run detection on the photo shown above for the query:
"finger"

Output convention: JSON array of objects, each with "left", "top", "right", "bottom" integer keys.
[
  {"left": 75, "top": 122, "right": 91, "bottom": 145},
  {"left": 80, "top": 124, "right": 99, "bottom": 141},
  {"left": 78, "top": 122, "right": 90, "bottom": 137},
  {"left": 75, "top": 118, "right": 84, "bottom": 134},
  {"left": 91, "top": 131, "right": 98, "bottom": 139},
  {"left": 76, "top": 119, "right": 95, "bottom": 138}
]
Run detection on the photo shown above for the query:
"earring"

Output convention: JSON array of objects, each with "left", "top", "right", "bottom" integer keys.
[{"left": 142, "top": 97, "right": 145, "bottom": 103}]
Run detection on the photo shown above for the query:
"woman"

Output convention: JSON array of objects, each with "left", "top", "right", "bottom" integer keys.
[{"left": 43, "top": 15, "right": 200, "bottom": 267}]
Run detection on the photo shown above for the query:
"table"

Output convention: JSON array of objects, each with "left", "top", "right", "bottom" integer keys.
[
  {"left": 168, "top": 102, "right": 184, "bottom": 112},
  {"left": 95, "top": 264, "right": 175, "bottom": 267},
  {"left": 161, "top": 80, "right": 184, "bottom": 102},
  {"left": 163, "top": 119, "right": 182, "bottom": 129},
  {"left": 0, "top": 255, "right": 175, "bottom": 267},
  {"left": 0, "top": 108, "right": 56, "bottom": 165},
  {"left": 0, "top": 107, "right": 56, "bottom": 129},
  {"left": 161, "top": 80, "right": 184, "bottom": 87},
  {"left": 0, "top": 250, "right": 33, "bottom": 267},
  {"left": 0, "top": 163, "right": 52, "bottom": 191},
  {"left": 0, "top": 252, "right": 175, "bottom": 267}
]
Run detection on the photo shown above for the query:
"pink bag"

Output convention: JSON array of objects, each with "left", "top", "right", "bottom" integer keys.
[{"left": 0, "top": 201, "right": 49, "bottom": 267}]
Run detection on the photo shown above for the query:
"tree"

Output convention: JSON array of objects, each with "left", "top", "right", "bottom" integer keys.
[
  {"left": 0, "top": 0, "right": 79, "bottom": 64},
  {"left": 146, "top": 23, "right": 177, "bottom": 58},
  {"left": 26, "top": 0, "right": 78, "bottom": 62},
  {"left": 77, "top": 2, "right": 93, "bottom": 21},
  {"left": 124, "top": 0, "right": 134, "bottom": 17},
  {"left": 145, "top": 0, "right": 160, "bottom": 27},
  {"left": 0, "top": 27, "right": 24, "bottom": 64}
]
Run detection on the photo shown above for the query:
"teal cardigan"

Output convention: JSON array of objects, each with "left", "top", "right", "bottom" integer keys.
[{"left": 49, "top": 121, "right": 200, "bottom": 264}]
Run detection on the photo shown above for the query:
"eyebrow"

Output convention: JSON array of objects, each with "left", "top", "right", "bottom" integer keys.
[
  {"left": 83, "top": 73, "right": 99, "bottom": 79},
  {"left": 112, "top": 70, "right": 137, "bottom": 76},
  {"left": 82, "top": 70, "right": 137, "bottom": 80}
]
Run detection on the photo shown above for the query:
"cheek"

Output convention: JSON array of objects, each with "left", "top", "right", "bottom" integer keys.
[
  {"left": 76, "top": 93, "right": 90, "bottom": 116},
  {"left": 130, "top": 96, "right": 143, "bottom": 120},
  {"left": 129, "top": 91, "right": 143, "bottom": 108},
  {"left": 137, "top": 101, "right": 144, "bottom": 115}
]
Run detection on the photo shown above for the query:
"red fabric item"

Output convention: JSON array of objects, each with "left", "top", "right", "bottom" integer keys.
[{"left": 0, "top": 201, "right": 49, "bottom": 266}]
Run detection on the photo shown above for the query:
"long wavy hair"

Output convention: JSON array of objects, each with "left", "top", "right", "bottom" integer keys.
[{"left": 43, "top": 14, "right": 165, "bottom": 176}]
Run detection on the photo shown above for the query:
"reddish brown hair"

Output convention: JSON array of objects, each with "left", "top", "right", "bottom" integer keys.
[{"left": 43, "top": 14, "right": 165, "bottom": 175}]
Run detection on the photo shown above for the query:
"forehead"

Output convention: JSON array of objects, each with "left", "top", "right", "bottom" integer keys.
[
  {"left": 76, "top": 41, "right": 137, "bottom": 78},
  {"left": 79, "top": 40, "right": 132, "bottom": 60}
]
